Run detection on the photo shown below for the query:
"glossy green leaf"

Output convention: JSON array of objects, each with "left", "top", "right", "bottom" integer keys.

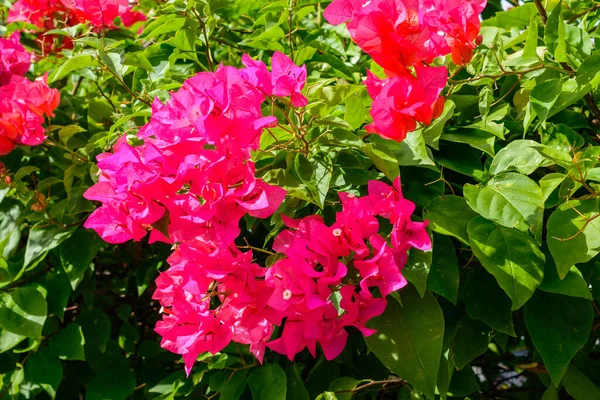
[
  {"left": 423, "top": 196, "right": 478, "bottom": 244},
  {"left": 524, "top": 291, "right": 594, "bottom": 386},
  {"left": 427, "top": 235, "right": 459, "bottom": 304},
  {"left": 0, "top": 286, "right": 47, "bottom": 340},
  {"left": 464, "top": 173, "right": 543, "bottom": 237},
  {"left": 365, "top": 286, "right": 444, "bottom": 398},
  {"left": 547, "top": 198, "right": 600, "bottom": 278},
  {"left": 25, "top": 347, "right": 62, "bottom": 398},
  {"left": 489, "top": 140, "right": 546, "bottom": 175},
  {"left": 563, "top": 365, "right": 600, "bottom": 400},
  {"left": 451, "top": 317, "right": 491, "bottom": 370},
  {"left": 467, "top": 217, "right": 545, "bottom": 310},
  {"left": 49, "top": 323, "right": 85, "bottom": 361},
  {"left": 464, "top": 269, "right": 516, "bottom": 336},
  {"left": 247, "top": 364, "right": 287, "bottom": 400}
]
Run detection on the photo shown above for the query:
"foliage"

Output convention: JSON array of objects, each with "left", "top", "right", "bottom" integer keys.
[{"left": 1, "top": 0, "right": 600, "bottom": 399}]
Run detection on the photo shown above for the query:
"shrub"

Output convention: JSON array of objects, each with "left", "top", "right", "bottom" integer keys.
[{"left": 0, "top": 0, "right": 599, "bottom": 399}]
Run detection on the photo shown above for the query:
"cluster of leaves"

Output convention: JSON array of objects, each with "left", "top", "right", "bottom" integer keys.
[{"left": 1, "top": 0, "right": 600, "bottom": 399}]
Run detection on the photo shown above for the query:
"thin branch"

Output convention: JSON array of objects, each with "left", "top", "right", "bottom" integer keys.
[
  {"left": 533, "top": 0, "right": 548, "bottom": 24},
  {"left": 568, "top": 3, "right": 600, "bottom": 23}
]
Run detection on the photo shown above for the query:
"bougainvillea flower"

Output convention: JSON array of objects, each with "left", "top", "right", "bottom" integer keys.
[
  {"left": 0, "top": 33, "right": 31, "bottom": 85},
  {"left": 0, "top": 74, "right": 60, "bottom": 155},
  {"left": 324, "top": 0, "right": 486, "bottom": 72},
  {"left": 270, "top": 52, "right": 308, "bottom": 107},
  {"left": 364, "top": 65, "right": 447, "bottom": 142},
  {"left": 59, "top": 0, "right": 129, "bottom": 27}
]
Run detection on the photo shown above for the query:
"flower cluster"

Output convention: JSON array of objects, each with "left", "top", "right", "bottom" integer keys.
[
  {"left": 8, "top": 0, "right": 146, "bottom": 53},
  {"left": 265, "top": 179, "right": 430, "bottom": 361},
  {"left": 324, "top": 0, "right": 485, "bottom": 142},
  {"left": 0, "top": 34, "right": 60, "bottom": 155}
]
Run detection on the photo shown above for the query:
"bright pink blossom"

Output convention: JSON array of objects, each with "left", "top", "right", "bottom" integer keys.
[
  {"left": 0, "top": 34, "right": 31, "bottom": 85},
  {"left": 0, "top": 72, "right": 60, "bottom": 155},
  {"left": 324, "top": 0, "right": 486, "bottom": 72},
  {"left": 365, "top": 65, "right": 447, "bottom": 142}
]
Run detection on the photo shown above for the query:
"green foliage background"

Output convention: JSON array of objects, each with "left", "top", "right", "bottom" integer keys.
[{"left": 1, "top": 0, "right": 600, "bottom": 398}]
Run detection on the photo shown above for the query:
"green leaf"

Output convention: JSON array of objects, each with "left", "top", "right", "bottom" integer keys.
[
  {"left": 365, "top": 286, "right": 444, "bottom": 399},
  {"left": 25, "top": 347, "right": 62, "bottom": 399},
  {"left": 540, "top": 173, "right": 566, "bottom": 202},
  {"left": 464, "top": 269, "right": 516, "bottom": 336},
  {"left": 563, "top": 365, "right": 600, "bottom": 400},
  {"left": 294, "top": 153, "right": 333, "bottom": 208},
  {"left": 423, "top": 196, "right": 478, "bottom": 245},
  {"left": 547, "top": 198, "right": 600, "bottom": 278},
  {"left": 60, "top": 228, "right": 103, "bottom": 290},
  {"left": 0, "top": 329, "right": 26, "bottom": 353},
  {"left": 141, "top": 16, "right": 187, "bottom": 38},
  {"left": 464, "top": 173, "right": 544, "bottom": 237},
  {"left": 441, "top": 129, "right": 496, "bottom": 156},
  {"left": 86, "top": 368, "right": 136, "bottom": 400},
  {"left": 478, "top": 86, "right": 493, "bottom": 120},
  {"left": 542, "top": 385, "right": 559, "bottom": 400},
  {"left": 0, "top": 202, "right": 21, "bottom": 258},
  {"left": 24, "top": 224, "right": 77, "bottom": 270},
  {"left": 539, "top": 259, "right": 593, "bottom": 300},
  {"left": 447, "top": 366, "right": 480, "bottom": 397},
  {"left": 123, "top": 52, "right": 154, "bottom": 71},
  {"left": 388, "top": 131, "right": 436, "bottom": 167},
  {"left": 421, "top": 100, "right": 455, "bottom": 150},
  {"left": 530, "top": 79, "right": 563, "bottom": 126},
  {"left": 285, "top": 364, "right": 310, "bottom": 400},
  {"left": 525, "top": 291, "right": 594, "bottom": 386},
  {"left": 49, "top": 323, "right": 85, "bottom": 361},
  {"left": 247, "top": 364, "right": 287, "bottom": 400},
  {"left": 361, "top": 141, "right": 400, "bottom": 180},
  {"left": 489, "top": 140, "right": 546, "bottom": 175},
  {"left": 239, "top": 25, "right": 286, "bottom": 51},
  {"left": 404, "top": 238, "right": 433, "bottom": 298},
  {"left": 328, "top": 378, "right": 361, "bottom": 400},
  {"left": 79, "top": 309, "right": 111, "bottom": 352},
  {"left": 451, "top": 317, "right": 492, "bottom": 370},
  {"left": 427, "top": 235, "right": 459, "bottom": 304},
  {"left": 545, "top": 2, "right": 565, "bottom": 58},
  {"left": 482, "top": 3, "right": 537, "bottom": 29},
  {"left": 467, "top": 217, "right": 545, "bottom": 310},
  {"left": 523, "top": 19, "right": 539, "bottom": 59},
  {"left": 49, "top": 54, "right": 98, "bottom": 83},
  {"left": 220, "top": 369, "right": 249, "bottom": 400},
  {"left": 0, "top": 286, "right": 47, "bottom": 339}
]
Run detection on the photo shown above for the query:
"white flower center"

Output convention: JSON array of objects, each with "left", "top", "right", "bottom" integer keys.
[
  {"left": 283, "top": 289, "right": 292, "bottom": 300},
  {"left": 437, "top": 30, "right": 445, "bottom": 37},
  {"left": 332, "top": 228, "right": 342, "bottom": 237}
]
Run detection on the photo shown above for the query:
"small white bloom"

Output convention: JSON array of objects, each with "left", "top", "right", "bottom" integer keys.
[
  {"left": 437, "top": 30, "right": 445, "bottom": 37},
  {"left": 333, "top": 228, "right": 342, "bottom": 237},
  {"left": 283, "top": 289, "right": 292, "bottom": 300}
]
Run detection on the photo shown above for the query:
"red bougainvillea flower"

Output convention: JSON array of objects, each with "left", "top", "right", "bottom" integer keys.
[
  {"left": 262, "top": 176, "right": 430, "bottom": 361},
  {"left": 0, "top": 33, "right": 31, "bottom": 85},
  {"left": 59, "top": 0, "right": 129, "bottom": 28},
  {"left": 8, "top": 0, "right": 147, "bottom": 53},
  {"left": 364, "top": 65, "right": 447, "bottom": 142},
  {"left": 0, "top": 33, "right": 59, "bottom": 155},
  {"left": 324, "top": 0, "right": 486, "bottom": 73}
]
